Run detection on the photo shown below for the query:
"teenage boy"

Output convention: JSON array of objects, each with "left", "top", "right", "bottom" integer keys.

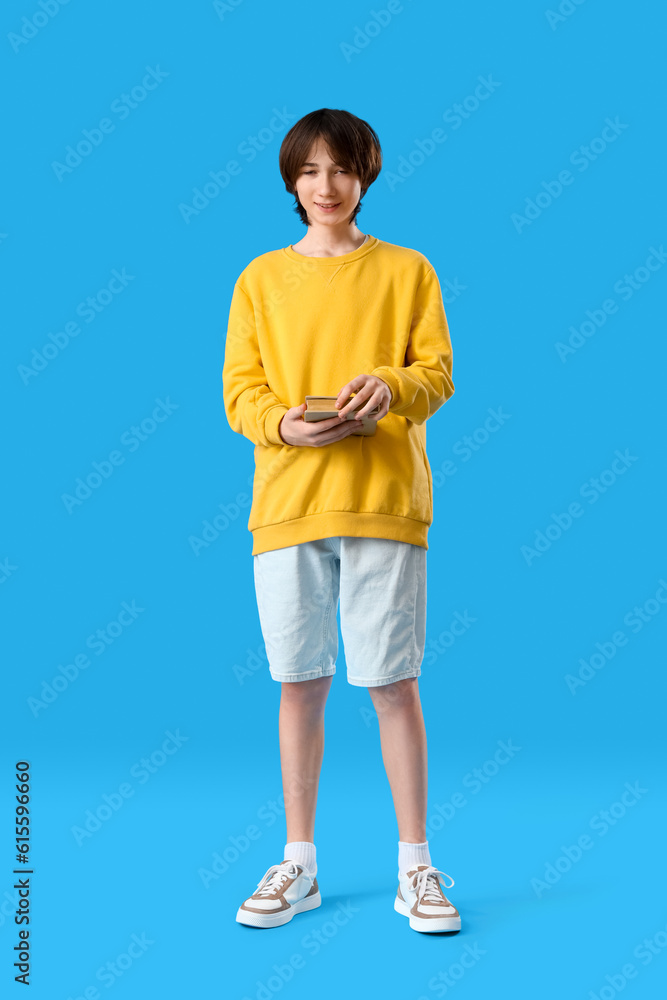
[{"left": 222, "top": 108, "right": 458, "bottom": 933}]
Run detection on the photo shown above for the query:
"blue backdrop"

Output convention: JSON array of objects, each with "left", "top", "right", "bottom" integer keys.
[{"left": 3, "top": 1, "right": 666, "bottom": 997}]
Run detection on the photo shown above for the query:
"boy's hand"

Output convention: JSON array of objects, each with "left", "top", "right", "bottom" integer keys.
[
  {"left": 278, "top": 403, "right": 360, "bottom": 447},
  {"left": 335, "top": 374, "right": 392, "bottom": 421}
]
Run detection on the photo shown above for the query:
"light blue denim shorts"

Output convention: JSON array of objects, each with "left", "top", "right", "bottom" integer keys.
[{"left": 252, "top": 536, "right": 426, "bottom": 687}]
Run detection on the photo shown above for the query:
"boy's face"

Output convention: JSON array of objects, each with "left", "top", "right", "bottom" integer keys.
[{"left": 294, "top": 139, "right": 362, "bottom": 227}]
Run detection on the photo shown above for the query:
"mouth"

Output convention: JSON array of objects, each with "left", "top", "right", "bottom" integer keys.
[{"left": 315, "top": 202, "right": 341, "bottom": 212}]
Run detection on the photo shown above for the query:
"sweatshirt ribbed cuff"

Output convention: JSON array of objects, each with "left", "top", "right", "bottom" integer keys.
[
  {"left": 263, "top": 404, "right": 290, "bottom": 445},
  {"left": 371, "top": 367, "right": 400, "bottom": 408}
]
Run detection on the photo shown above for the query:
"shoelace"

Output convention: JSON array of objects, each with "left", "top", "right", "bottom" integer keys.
[
  {"left": 409, "top": 866, "right": 455, "bottom": 904},
  {"left": 255, "top": 861, "right": 301, "bottom": 897}
]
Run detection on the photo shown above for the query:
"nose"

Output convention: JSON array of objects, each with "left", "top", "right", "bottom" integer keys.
[{"left": 317, "top": 178, "right": 337, "bottom": 196}]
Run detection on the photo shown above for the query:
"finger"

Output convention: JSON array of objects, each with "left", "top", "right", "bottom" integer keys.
[
  {"left": 326, "top": 418, "right": 359, "bottom": 438},
  {"left": 309, "top": 414, "right": 356, "bottom": 431},
  {"left": 334, "top": 395, "right": 354, "bottom": 418},
  {"left": 310, "top": 421, "right": 358, "bottom": 446},
  {"left": 335, "top": 377, "right": 364, "bottom": 409},
  {"left": 347, "top": 390, "right": 379, "bottom": 419},
  {"left": 337, "top": 390, "right": 373, "bottom": 419},
  {"left": 304, "top": 417, "right": 351, "bottom": 439}
]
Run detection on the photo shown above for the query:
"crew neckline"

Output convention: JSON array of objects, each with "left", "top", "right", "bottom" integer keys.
[{"left": 283, "top": 234, "right": 379, "bottom": 265}]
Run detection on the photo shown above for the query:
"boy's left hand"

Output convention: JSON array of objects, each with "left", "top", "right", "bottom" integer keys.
[{"left": 335, "top": 374, "right": 392, "bottom": 421}]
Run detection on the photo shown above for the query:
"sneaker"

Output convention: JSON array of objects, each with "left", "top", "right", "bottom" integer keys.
[
  {"left": 236, "top": 859, "right": 321, "bottom": 928},
  {"left": 394, "top": 865, "right": 461, "bottom": 933}
]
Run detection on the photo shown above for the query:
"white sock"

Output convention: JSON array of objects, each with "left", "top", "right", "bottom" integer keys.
[
  {"left": 398, "top": 840, "right": 431, "bottom": 874},
  {"left": 284, "top": 841, "right": 317, "bottom": 875}
]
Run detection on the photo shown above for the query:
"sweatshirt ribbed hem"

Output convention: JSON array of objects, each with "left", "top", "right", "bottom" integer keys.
[{"left": 250, "top": 511, "right": 429, "bottom": 555}]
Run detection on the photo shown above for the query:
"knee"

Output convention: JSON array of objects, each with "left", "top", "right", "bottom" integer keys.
[
  {"left": 281, "top": 675, "right": 332, "bottom": 710},
  {"left": 369, "top": 677, "right": 419, "bottom": 713}
]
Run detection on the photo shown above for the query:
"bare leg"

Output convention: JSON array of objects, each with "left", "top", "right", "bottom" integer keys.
[
  {"left": 279, "top": 675, "right": 333, "bottom": 843},
  {"left": 368, "top": 677, "right": 428, "bottom": 843}
]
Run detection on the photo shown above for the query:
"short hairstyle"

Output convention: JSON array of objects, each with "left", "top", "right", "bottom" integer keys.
[{"left": 279, "top": 108, "right": 382, "bottom": 227}]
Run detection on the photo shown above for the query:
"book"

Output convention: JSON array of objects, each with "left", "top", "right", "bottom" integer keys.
[{"left": 303, "top": 395, "right": 381, "bottom": 436}]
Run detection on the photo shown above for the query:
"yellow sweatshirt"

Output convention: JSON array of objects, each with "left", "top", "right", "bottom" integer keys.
[{"left": 222, "top": 235, "right": 454, "bottom": 555}]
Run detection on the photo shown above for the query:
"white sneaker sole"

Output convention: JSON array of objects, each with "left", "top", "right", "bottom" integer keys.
[
  {"left": 236, "top": 890, "right": 322, "bottom": 928},
  {"left": 394, "top": 895, "right": 461, "bottom": 933}
]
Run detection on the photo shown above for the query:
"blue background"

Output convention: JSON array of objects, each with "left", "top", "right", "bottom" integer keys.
[{"left": 3, "top": 0, "right": 666, "bottom": 997}]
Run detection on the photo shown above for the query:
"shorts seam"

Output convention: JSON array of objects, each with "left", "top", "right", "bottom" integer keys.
[
  {"left": 411, "top": 552, "right": 420, "bottom": 672},
  {"left": 321, "top": 547, "right": 337, "bottom": 666}
]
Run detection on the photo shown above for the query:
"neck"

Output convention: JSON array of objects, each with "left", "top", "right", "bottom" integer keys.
[{"left": 293, "top": 223, "right": 367, "bottom": 258}]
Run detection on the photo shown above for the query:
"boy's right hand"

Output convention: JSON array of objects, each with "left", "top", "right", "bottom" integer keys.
[{"left": 278, "top": 403, "right": 360, "bottom": 447}]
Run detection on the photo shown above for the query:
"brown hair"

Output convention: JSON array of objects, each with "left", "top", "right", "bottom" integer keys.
[{"left": 279, "top": 108, "right": 382, "bottom": 227}]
